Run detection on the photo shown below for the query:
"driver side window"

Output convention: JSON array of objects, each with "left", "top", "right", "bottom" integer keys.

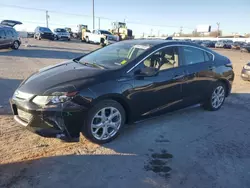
[{"left": 143, "top": 47, "right": 179, "bottom": 71}]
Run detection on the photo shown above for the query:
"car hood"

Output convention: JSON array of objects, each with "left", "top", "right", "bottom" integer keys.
[{"left": 18, "top": 60, "right": 109, "bottom": 95}]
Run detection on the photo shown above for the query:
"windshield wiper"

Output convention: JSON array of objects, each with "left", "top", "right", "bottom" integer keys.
[{"left": 74, "top": 59, "right": 106, "bottom": 69}]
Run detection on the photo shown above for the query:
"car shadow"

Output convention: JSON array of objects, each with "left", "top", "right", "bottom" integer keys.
[
  {"left": 0, "top": 78, "right": 22, "bottom": 115},
  {"left": 0, "top": 49, "right": 86, "bottom": 59}
]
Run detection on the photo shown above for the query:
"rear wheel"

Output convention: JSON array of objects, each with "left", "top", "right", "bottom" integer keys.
[
  {"left": 86, "top": 37, "right": 89, "bottom": 43},
  {"left": 202, "top": 82, "right": 226, "bottom": 111},
  {"left": 100, "top": 38, "right": 106, "bottom": 47},
  {"left": 82, "top": 100, "right": 125, "bottom": 144},
  {"left": 11, "top": 41, "right": 20, "bottom": 50}
]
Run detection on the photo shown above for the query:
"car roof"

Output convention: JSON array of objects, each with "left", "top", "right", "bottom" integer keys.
[{"left": 120, "top": 39, "right": 200, "bottom": 47}]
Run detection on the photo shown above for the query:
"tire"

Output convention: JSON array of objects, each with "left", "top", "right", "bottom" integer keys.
[
  {"left": 202, "top": 82, "right": 226, "bottom": 111},
  {"left": 68, "top": 38, "right": 70, "bottom": 41},
  {"left": 86, "top": 37, "right": 89, "bottom": 43},
  {"left": 11, "top": 41, "right": 20, "bottom": 50},
  {"left": 82, "top": 100, "right": 125, "bottom": 144},
  {"left": 100, "top": 38, "right": 106, "bottom": 47}
]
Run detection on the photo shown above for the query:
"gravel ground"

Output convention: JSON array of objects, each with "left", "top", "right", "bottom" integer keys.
[{"left": 0, "top": 39, "right": 250, "bottom": 188}]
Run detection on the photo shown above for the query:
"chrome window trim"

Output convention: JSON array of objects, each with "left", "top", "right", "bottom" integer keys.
[{"left": 126, "top": 44, "right": 215, "bottom": 73}]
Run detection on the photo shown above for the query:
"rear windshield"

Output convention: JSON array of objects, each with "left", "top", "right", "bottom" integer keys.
[{"left": 39, "top": 27, "right": 52, "bottom": 32}]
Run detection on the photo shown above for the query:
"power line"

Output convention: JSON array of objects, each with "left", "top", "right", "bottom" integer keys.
[{"left": 0, "top": 3, "right": 194, "bottom": 30}]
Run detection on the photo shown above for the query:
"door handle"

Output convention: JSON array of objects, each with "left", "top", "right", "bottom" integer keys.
[{"left": 173, "top": 74, "right": 185, "bottom": 80}]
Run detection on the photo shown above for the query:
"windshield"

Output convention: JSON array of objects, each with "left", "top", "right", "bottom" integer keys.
[
  {"left": 55, "top": 28, "right": 66, "bottom": 32},
  {"left": 40, "top": 27, "right": 52, "bottom": 33},
  {"left": 79, "top": 42, "right": 151, "bottom": 69},
  {"left": 100, "top": 30, "right": 112, "bottom": 35}
]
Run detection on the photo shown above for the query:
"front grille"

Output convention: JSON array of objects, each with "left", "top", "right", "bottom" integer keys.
[{"left": 17, "top": 109, "right": 33, "bottom": 123}]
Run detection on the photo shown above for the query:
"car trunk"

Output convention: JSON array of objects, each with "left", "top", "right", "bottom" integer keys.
[{"left": 1, "top": 20, "right": 22, "bottom": 27}]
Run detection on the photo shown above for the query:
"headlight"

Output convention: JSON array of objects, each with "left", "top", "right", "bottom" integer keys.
[
  {"left": 32, "top": 92, "right": 77, "bottom": 106},
  {"left": 244, "top": 64, "right": 250, "bottom": 70}
]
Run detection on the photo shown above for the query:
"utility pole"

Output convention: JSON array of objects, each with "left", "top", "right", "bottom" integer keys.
[
  {"left": 46, "top": 10, "right": 49, "bottom": 27},
  {"left": 216, "top": 22, "right": 220, "bottom": 37},
  {"left": 92, "top": 0, "right": 95, "bottom": 30},
  {"left": 150, "top": 29, "right": 153, "bottom": 36},
  {"left": 98, "top": 17, "right": 100, "bottom": 29},
  {"left": 179, "top": 26, "right": 183, "bottom": 36}
]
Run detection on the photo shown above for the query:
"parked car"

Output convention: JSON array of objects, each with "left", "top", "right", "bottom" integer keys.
[
  {"left": 53, "top": 28, "right": 70, "bottom": 41},
  {"left": 240, "top": 43, "right": 250, "bottom": 53},
  {"left": 0, "top": 20, "right": 22, "bottom": 50},
  {"left": 201, "top": 41, "right": 215, "bottom": 48},
  {"left": 192, "top": 40, "right": 202, "bottom": 45},
  {"left": 215, "top": 41, "right": 225, "bottom": 48},
  {"left": 232, "top": 41, "right": 245, "bottom": 50},
  {"left": 83, "top": 29, "right": 118, "bottom": 46},
  {"left": 10, "top": 40, "right": 234, "bottom": 144},
  {"left": 241, "top": 62, "right": 250, "bottom": 81},
  {"left": 224, "top": 40, "right": 234, "bottom": 49},
  {"left": 34, "top": 26, "right": 54, "bottom": 40}
]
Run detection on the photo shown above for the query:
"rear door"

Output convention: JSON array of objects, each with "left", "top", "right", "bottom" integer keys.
[
  {"left": 5, "top": 29, "right": 14, "bottom": 45},
  {"left": 180, "top": 46, "right": 215, "bottom": 105},
  {"left": 0, "top": 29, "right": 7, "bottom": 47}
]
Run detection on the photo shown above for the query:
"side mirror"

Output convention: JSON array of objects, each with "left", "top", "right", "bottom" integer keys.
[{"left": 135, "top": 67, "right": 158, "bottom": 78}]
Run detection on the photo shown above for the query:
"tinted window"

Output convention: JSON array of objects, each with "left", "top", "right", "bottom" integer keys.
[
  {"left": 143, "top": 47, "right": 179, "bottom": 71},
  {"left": 0, "top": 30, "right": 6, "bottom": 37},
  {"left": 6, "top": 30, "right": 14, "bottom": 37},
  {"left": 100, "top": 30, "right": 112, "bottom": 35},
  {"left": 55, "top": 28, "right": 66, "bottom": 32},
  {"left": 183, "top": 47, "right": 212, "bottom": 65},
  {"left": 39, "top": 27, "right": 52, "bottom": 33}
]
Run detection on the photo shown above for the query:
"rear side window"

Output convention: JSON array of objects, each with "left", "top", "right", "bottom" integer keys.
[
  {"left": 0, "top": 30, "right": 6, "bottom": 37},
  {"left": 182, "top": 46, "right": 213, "bottom": 65},
  {"left": 6, "top": 30, "right": 13, "bottom": 37}
]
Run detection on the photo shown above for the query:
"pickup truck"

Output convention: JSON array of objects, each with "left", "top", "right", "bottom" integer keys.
[{"left": 83, "top": 29, "right": 119, "bottom": 46}]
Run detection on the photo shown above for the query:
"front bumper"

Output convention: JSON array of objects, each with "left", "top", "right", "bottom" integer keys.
[
  {"left": 57, "top": 35, "right": 70, "bottom": 39},
  {"left": 10, "top": 98, "right": 86, "bottom": 139},
  {"left": 40, "top": 34, "right": 54, "bottom": 40},
  {"left": 241, "top": 68, "right": 250, "bottom": 81}
]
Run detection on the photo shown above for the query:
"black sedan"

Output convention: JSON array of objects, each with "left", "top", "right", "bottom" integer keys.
[
  {"left": 10, "top": 40, "right": 234, "bottom": 144},
  {"left": 240, "top": 43, "right": 250, "bottom": 53},
  {"left": 241, "top": 62, "right": 250, "bottom": 81}
]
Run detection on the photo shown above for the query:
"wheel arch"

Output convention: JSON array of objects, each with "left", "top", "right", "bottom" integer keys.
[
  {"left": 93, "top": 94, "right": 132, "bottom": 124},
  {"left": 217, "top": 79, "right": 231, "bottom": 97}
]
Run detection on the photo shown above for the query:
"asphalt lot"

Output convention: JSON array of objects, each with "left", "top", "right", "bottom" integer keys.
[{"left": 0, "top": 39, "right": 250, "bottom": 188}]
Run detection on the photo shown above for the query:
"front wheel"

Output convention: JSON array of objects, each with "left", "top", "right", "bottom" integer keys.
[
  {"left": 82, "top": 100, "right": 125, "bottom": 144},
  {"left": 202, "top": 82, "right": 226, "bottom": 111}
]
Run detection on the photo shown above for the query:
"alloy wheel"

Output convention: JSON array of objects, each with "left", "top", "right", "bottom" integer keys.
[
  {"left": 91, "top": 107, "right": 122, "bottom": 140},
  {"left": 14, "top": 41, "right": 19, "bottom": 49},
  {"left": 211, "top": 86, "right": 225, "bottom": 109}
]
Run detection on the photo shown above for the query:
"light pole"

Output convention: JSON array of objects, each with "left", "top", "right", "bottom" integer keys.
[
  {"left": 46, "top": 10, "right": 49, "bottom": 27},
  {"left": 92, "top": 0, "right": 95, "bottom": 30},
  {"left": 216, "top": 22, "right": 220, "bottom": 37}
]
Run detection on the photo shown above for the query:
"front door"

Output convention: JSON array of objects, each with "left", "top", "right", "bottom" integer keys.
[{"left": 128, "top": 46, "right": 185, "bottom": 119}]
